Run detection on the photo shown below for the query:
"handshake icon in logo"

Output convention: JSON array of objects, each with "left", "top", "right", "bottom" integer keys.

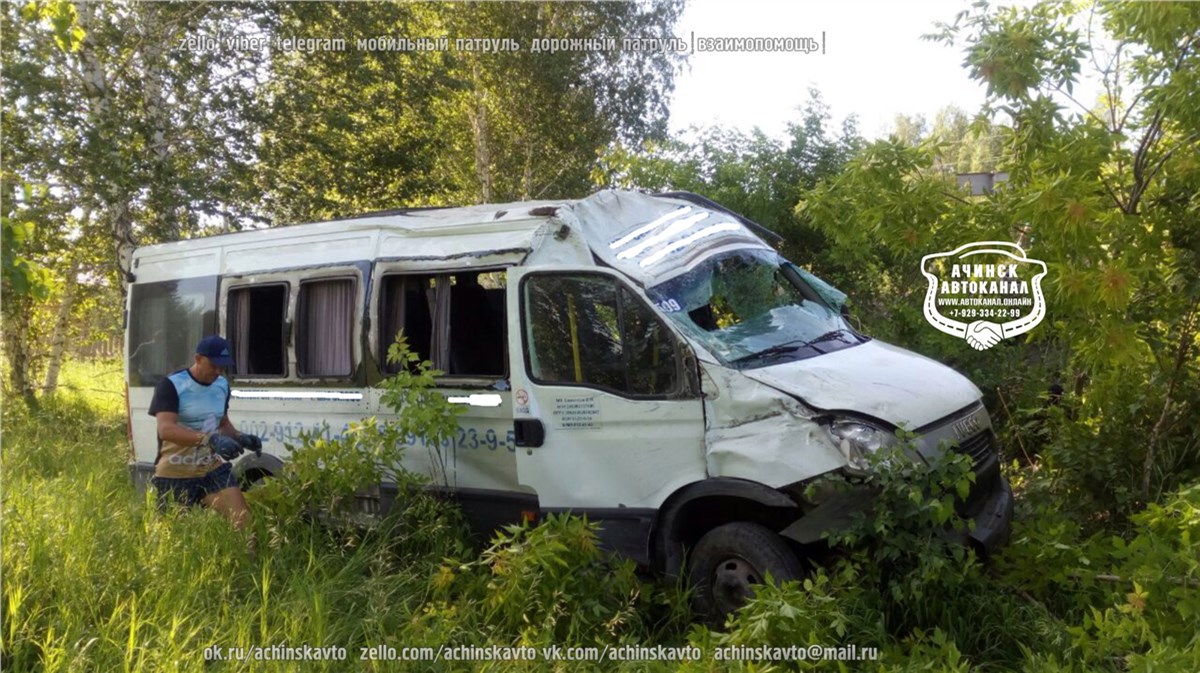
[{"left": 964, "top": 320, "right": 1005, "bottom": 351}]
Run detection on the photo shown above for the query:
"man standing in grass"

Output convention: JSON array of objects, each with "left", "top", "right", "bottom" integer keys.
[{"left": 148, "top": 335, "right": 261, "bottom": 539}]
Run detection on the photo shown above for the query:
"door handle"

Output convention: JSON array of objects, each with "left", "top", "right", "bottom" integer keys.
[{"left": 514, "top": 419, "right": 545, "bottom": 448}]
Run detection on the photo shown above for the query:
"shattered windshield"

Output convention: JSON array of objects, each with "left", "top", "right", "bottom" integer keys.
[{"left": 646, "top": 248, "right": 864, "bottom": 368}]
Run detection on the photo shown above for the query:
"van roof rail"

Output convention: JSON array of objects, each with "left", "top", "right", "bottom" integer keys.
[
  {"left": 651, "top": 191, "right": 783, "bottom": 244},
  {"left": 332, "top": 205, "right": 455, "bottom": 221}
]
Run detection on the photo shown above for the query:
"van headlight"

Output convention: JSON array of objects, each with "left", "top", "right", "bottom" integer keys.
[{"left": 827, "top": 420, "right": 896, "bottom": 475}]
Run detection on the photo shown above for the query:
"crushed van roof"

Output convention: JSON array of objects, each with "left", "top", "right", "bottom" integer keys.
[{"left": 131, "top": 191, "right": 778, "bottom": 286}]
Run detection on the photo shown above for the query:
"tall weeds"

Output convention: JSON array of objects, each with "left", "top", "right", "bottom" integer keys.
[{"left": 3, "top": 358, "right": 1197, "bottom": 672}]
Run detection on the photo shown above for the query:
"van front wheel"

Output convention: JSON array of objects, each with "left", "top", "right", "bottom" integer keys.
[{"left": 687, "top": 522, "right": 804, "bottom": 622}]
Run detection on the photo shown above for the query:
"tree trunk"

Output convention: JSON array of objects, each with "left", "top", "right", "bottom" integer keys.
[
  {"left": 110, "top": 201, "right": 137, "bottom": 291},
  {"left": 74, "top": 1, "right": 137, "bottom": 290},
  {"left": 3, "top": 295, "right": 39, "bottom": 408},
  {"left": 43, "top": 261, "right": 81, "bottom": 395},
  {"left": 1142, "top": 299, "right": 1200, "bottom": 499},
  {"left": 522, "top": 138, "right": 533, "bottom": 200},
  {"left": 468, "top": 62, "right": 493, "bottom": 203},
  {"left": 137, "top": 3, "right": 182, "bottom": 239}
]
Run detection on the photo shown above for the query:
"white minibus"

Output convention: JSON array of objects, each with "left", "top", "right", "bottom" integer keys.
[{"left": 126, "top": 190, "right": 1012, "bottom": 617}]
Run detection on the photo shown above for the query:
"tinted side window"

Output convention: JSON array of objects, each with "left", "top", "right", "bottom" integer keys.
[
  {"left": 524, "top": 274, "right": 677, "bottom": 396},
  {"left": 620, "top": 287, "right": 678, "bottom": 395},
  {"left": 227, "top": 285, "right": 287, "bottom": 377},
  {"left": 128, "top": 277, "right": 217, "bottom": 386},
  {"left": 297, "top": 278, "right": 355, "bottom": 378}
]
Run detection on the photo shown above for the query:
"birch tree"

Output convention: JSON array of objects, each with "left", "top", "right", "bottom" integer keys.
[
  {"left": 2, "top": 1, "right": 269, "bottom": 404},
  {"left": 257, "top": 0, "right": 686, "bottom": 221}
]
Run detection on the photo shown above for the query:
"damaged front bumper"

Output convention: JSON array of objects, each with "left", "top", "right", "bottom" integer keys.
[
  {"left": 958, "top": 463, "right": 1013, "bottom": 553},
  {"left": 778, "top": 462, "right": 1014, "bottom": 555}
]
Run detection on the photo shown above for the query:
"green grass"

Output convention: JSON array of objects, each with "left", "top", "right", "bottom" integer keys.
[
  {"left": 51, "top": 358, "right": 126, "bottom": 417},
  {"left": 1, "top": 360, "right": 691, "bottom": 672},
  {"left": 5, "top": 363, "right": 340, "bottom": 670},
  {"left": 3, "top": 359, "right": 1197, "bottom": 672}
]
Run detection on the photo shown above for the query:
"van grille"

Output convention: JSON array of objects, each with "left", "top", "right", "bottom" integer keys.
[
  {"left": 955, "top": 430, "right": 996, "bottom": 467},
  {"left": 954, "top": 431, "right": 999, "bottom": 518}
]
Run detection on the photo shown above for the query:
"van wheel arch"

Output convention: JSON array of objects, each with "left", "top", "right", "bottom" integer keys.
[
  {"left": 234, "top": 454, "right": 284, "bottom": 490},
  {"left": 653, "top": 478, "right": 801, "bottom": 578}
]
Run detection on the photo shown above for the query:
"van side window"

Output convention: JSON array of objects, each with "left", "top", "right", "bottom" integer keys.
[
  {"left": 379, "top": 272, "right": 507, "bottom": 377},
  {"left": 448, "top": 271, "right": 506, "bottom": 377},
  {"left": 227, "top": 285, "right": 287, "bottom": 376},
  {"left": 128, "top": 277, "right": 218, "bottom": 386},
  {"left": 297, "top": 278, "right": 355, "bottom": 377},
  {"left": 524, "top": 274, "right": 677, "bottom": 396},
  {"left": 379, "top": 274, "right": 434, "bottom": 373}
]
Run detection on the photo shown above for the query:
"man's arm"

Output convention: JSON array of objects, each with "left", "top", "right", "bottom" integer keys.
[
  {"left": 218, "top": 414, "right": 243, "bottom": 439},
  {"left": 217, "top": 382, "right": 244, "bottom": 440},
  {"left": 156, "top": 411, "right": 207, "bottom": 447}
]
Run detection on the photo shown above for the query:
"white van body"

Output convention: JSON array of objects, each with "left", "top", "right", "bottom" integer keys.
[{"left": 126, "top": 190, "right": 1012, "bottom": 575}]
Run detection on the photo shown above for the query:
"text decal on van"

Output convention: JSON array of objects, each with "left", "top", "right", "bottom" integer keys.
[
  {"left": 552, "top": 396, "right": 600, "bottom": 430},
  {"left": 237, "top": 420, "right": 517, "bottom": 452}
]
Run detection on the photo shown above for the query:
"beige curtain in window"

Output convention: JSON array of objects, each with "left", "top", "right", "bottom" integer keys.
[
  {"left": 299, "top": 280, "right": 353, "bottom": 377},
  {"left": 382, "top": 277, "right": 407, "bottom": 371},
  {"left": 228, "top": 290, "right": 251, "bottom": 374},
  {"left": 431, "top": 276, "right": 451, "bottom": 370}
]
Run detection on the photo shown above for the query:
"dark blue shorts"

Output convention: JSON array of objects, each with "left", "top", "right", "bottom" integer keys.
[{"left": 152, "top": 463, "right": 239, "bottom": 510}]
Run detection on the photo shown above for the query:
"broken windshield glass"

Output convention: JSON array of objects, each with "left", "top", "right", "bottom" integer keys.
[{"left": 647, "top": 249, "right": 863, "bottom": 368}]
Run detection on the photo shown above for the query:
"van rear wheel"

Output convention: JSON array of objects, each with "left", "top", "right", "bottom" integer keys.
[
  {"left": 238, "top": 467, "right": 272, "bottom": 491},
  {"left": 687, "top": 522, "right": 804, "bottom": 622}
]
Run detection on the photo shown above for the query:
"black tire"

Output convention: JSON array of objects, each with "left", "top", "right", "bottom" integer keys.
[
  {"left": 238, "top": 468, "right": 272, "bottom": 492},
  {"left": 687, "top": 522, "right": 805, "bottom": 622}
]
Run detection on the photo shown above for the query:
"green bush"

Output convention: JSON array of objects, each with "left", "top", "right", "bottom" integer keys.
[
  {"left": 1063, "top": 484, "right": 1200, "bottom": 668},
  {"left": 251, "top": 333, "right": 464, "bottom": 532},
  {"left": 818, "top": 445, "right": 1065, "bottom": 670},
  {"left": 823, "top": 443, "right": 982, "bottom": 610}
]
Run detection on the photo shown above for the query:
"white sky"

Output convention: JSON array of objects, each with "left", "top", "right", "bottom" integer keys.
[{"left": 669, "top": 0, "right": 991, "bottom": 139}]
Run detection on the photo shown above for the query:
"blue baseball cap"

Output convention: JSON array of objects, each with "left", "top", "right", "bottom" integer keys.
[{"left": 196, "top": 335, "right": 235, "bottom": 367}]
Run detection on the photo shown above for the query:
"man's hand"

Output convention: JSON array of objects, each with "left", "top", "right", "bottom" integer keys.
[
  {"left": 239, "top": 433, "right": 263, "bottom": 457},
  {"left": 206, "top": 432, "right": 244, "bottom": 460}
]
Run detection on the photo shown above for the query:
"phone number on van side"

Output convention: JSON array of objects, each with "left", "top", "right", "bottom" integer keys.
[{"left": 237, "top": 421, "right": 517, "bottom": 453}]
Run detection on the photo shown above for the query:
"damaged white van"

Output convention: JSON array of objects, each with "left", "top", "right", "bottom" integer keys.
[{"left": 126, "top": 190, "right": 1012, "bottom": 617}]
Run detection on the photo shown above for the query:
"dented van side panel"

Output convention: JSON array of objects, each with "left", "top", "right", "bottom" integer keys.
[{"left": 699, "top": 361, "right": 847, "bottom": 487}]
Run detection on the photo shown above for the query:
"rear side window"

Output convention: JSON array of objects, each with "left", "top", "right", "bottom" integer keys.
[
  {"left": 227, "top": 285, "right": 287, "bottom": 377},
  {"left": 297, "top": 278, "right": 355, "bottom": 378},
  {"left": 523, "top": 273, "right": 677, "bottom": 396},
  {"left": 128, "top": 276, "right": 218, "bottom": 386}
]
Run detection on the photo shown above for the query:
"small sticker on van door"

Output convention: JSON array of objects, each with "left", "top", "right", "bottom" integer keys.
[{"left": 552, "top": 396, "right": 600, "bottom": 430}]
